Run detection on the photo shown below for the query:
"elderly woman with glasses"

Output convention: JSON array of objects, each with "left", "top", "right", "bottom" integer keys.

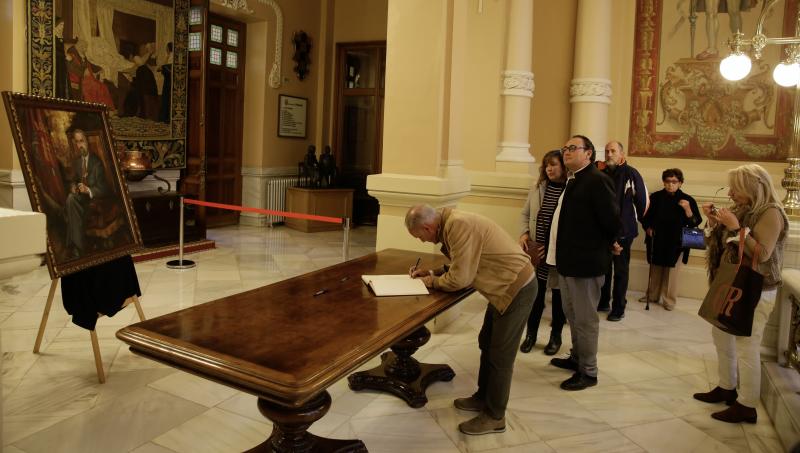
[{"left": 641, "top": 168, "right": 702, "bottom": 310}]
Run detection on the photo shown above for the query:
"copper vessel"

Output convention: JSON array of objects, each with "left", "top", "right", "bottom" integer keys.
[{"left": 121, "top": 150, "right": 153, "bottom": 182}]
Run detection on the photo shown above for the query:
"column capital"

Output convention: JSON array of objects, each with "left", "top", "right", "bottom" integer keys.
[
  {"left": 501, "top": 70, "right": 534, "bottom": 98},
  {"left": 569, "top": 77, "right": 612, "bottom": 104}
]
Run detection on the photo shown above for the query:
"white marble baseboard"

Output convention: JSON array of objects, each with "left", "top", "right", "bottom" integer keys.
[{"left": 762, "top": 361, "right": 800, "bottom": 450}]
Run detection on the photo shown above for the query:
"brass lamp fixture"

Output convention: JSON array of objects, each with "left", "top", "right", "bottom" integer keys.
[{"left": 719, "top": 0, "right": 800, "bottom": 216}]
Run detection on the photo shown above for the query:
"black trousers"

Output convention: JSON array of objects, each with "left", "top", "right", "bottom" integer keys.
[
  {"left": 599, "top": 240, "right": 631, "bottom": 316},
  {"left": 525, "top": 276, "right": 565, "bottom": 338}
]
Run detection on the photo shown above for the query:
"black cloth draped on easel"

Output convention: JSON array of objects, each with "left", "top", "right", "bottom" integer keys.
[{"left": 61, "top": 255, "right": 141, "bottom": 329}]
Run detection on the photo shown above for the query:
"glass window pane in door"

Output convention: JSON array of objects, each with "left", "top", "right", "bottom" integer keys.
[
  {"left": 210, "top": 25, "right": 223, "bottom": 43},
  {"left": 343, "top": 50, "right": 377, "bottom": 89},
  {"left": 341, "top": 96, "right": 377, "bottom": 171},
  {"left": 210, "top": 47, "right": 222, "bottom": 65}
]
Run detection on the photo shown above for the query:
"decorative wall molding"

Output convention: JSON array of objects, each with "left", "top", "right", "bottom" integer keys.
[
  {"left": 501, "top": 70, "right": 534, "bottom": 98},
  {"left": 496, "top": 141, "right": 533, "bottom": 163},
  {"left": 258, "top": 0, "right": 283, "bottom": 89},
  {"left": 569, "top": 77, "right": 612, "bottom": 104},
  {"left": 220, "top": 0, "right": 253, "bottom": 13}
]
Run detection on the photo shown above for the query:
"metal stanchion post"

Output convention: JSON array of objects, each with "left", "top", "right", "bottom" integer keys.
[
  {"left": 166, "top": 196, "right": 197, "bottom": 269},
  {"left": 342, "top": 218, "right": 351, "bottom": 262}
]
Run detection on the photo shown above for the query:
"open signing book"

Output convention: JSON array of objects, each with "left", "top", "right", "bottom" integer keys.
[{"left": 361, "top": 274, "right": 430, "bottom": 296}]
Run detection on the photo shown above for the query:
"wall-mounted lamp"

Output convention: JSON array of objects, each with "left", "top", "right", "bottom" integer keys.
[
  {"left": 719, "top": 0, "right": 800, "bottom": 216},
  {"left": 719, "top": 1, "right": 800, "bottom": 85}
]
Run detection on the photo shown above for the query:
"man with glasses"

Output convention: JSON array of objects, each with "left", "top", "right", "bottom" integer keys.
[
  {"left": 596, "top": 141, "right": 648, "bottom": 321},
  {"left": 546, "top": 135, "right": 620, "bottom": 390}
]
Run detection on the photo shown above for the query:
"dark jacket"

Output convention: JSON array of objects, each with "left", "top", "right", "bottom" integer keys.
[
  {"left": 555, "top": 164, "right": 620, "bottom": 277},
  {"left": 642, "top": 189, "right": 701, "bottom": 266},
  {"left": 601, "top": 161, "right": 648, "bottom": 245}
]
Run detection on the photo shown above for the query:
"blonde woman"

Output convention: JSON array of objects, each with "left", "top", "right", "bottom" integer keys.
[{"left": 693, "top": 164, "right": 788, "bottom": 424}]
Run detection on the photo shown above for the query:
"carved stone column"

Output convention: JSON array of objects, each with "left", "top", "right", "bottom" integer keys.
[
  {"left": 569, "top": 0, "right": 613, "bottom": 158},
  {"left": 496, "top": 0, "right": 534, "bottom": 164}
]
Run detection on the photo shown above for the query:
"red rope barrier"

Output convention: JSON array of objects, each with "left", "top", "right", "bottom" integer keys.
[{"left": 183, "top": 198, "right": 344, "bottom": 224}]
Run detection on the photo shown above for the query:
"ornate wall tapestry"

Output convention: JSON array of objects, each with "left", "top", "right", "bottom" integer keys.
[
  {"left": 629, "top": 0, "right": 797, "bottom": 161},
  {"left": 28, "top": 0, "right": 188, "bottom": 169}
]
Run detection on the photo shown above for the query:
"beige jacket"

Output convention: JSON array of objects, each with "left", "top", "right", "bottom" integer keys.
[{"left": 432, "top": 208, "right": 534, "bottom": 314}]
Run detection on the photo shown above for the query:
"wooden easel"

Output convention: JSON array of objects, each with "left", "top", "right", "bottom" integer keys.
[{"left": 33, "top": 278, "right": 146, "bottom": 383}]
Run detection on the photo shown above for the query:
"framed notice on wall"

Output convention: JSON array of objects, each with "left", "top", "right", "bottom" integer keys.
[{"left": 278, "top": 95, "right": 308, "bottom": 138}]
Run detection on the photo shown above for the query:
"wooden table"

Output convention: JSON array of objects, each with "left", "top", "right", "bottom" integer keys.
[{"left": 116, "top": 249, "right": 473, "bottom": 452}]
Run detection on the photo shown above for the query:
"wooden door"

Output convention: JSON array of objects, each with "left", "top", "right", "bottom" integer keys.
[
  {"left": 203, "top": 13, "right": 246, "bottom": 227},
  {"left": 333, "top": 42, "right": 386, "bottom": 225}
]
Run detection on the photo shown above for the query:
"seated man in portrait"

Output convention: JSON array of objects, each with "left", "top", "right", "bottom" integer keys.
[{"left": 64, "top": 129, "right": 109, "bottom": 259}]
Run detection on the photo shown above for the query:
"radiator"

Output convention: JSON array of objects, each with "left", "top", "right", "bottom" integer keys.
[{"left": 265, "top": 176, "right": 300, "bottom": 225}]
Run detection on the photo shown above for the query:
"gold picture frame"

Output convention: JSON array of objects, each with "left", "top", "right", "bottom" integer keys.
[{"left": 3, "top": 92, "right": 143, "bottom": 278}]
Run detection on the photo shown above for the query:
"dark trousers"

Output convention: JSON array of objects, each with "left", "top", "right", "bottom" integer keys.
[
  {"left": 475, "top": 277, "right": 536, "bottom": 419},
  {"left": 525, "top": 277, "right": 565, "bottom": 339},
  {"left": 599, "top": 240, "right": 631, "bottom": 316}
]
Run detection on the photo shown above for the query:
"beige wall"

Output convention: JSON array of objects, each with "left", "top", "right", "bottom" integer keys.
[
  {"left": 333, "top": 0, "right": 388, "bottom": 44},
  {"left": 459, "top": 1, "right": 506, "bottom": 172},
  {"left": 240, "top": 0, "right": 388, "bottom": 170},
  {"left": 381, "top": 0, "right": 449, "bottom": 176},
  {"left": 323, "top": 0, "right": 388, "bottom": 150},
  {"left": 0, "top": 0, "right": 28, "bottom": 171},
  {"left": 238, "top": 0, "right": 322, "bottom": 170},
  {"left": 530, "top": 0, "right": 577, "bottom": 160}
]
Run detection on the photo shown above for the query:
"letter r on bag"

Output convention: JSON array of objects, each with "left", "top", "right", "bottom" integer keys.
[{"left": 721, "top": 286, "right": 742, "bottom": 317}]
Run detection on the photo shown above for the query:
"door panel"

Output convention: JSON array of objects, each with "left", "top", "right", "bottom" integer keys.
[{"left": 204, "top": 13, "right": 246, "bottom": 227}]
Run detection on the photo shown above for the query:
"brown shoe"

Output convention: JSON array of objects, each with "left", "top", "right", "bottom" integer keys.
[
  {"left": 693, "top": 386, "right": 737, "bottom": 405},
  {"left": 454, "top": 396, "right": 485, "bottom": 412},
  {"left": 458, "top": 412, "right": 506, "bottom": 435},
  {"left": 663, "top": 304, "right": 675, "bottom": 311},
  {"left": 711, "top": 401, "right": 757, "bottom": 424}
]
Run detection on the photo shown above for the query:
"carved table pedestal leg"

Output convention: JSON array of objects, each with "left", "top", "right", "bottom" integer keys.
[
  {"left": 245, "top": 391, "right": 367, "bottom": 453},
  {"left": 347, "top": 326, "right": 455, "bottom": 408}
]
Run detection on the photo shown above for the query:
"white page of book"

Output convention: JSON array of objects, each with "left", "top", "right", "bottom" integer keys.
[{"left": 361, "top": 274, "right": 429, "bottom": 296}]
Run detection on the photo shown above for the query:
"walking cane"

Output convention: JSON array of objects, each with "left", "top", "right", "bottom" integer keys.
[{"left": 645, "top": 229, "right": 654, "bottom": 311}]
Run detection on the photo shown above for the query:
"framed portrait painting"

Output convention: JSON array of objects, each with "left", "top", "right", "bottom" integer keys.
[
  {"left": 629, "top": 0, "right": 798, "bottom": 161},
  {"left": 2, "top": 92, "right": 143, "bottom": 278},
  {"left": 28, "top": 0, "right": 189, "bottom": 169}
]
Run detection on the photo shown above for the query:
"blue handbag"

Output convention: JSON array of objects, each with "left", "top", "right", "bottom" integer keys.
[{"left": 681, "top": 227, "right": 706, "bottom": 250}]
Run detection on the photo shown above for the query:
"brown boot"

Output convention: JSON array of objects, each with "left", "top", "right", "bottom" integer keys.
[
  {"left": 711, "top": 401, "right": 757, "bottom": 424},
  {"left": 458, "top": 412, "right": 506, "bottom": 435},
  {"left": 693, "top": 386, "right": 737, "bottom": 405}
]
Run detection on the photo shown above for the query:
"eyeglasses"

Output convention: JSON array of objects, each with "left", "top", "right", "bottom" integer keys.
[
  {"left": 560, "top": 145, "right": 587, "bottom": 153},
  {"left": 663, "top": 179, "right": 681, "bottom": 185}
]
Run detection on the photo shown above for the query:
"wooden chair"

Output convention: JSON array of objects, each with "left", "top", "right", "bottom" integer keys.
[{"left": 33, "top": 279, "right": 146, "bottom": 383}]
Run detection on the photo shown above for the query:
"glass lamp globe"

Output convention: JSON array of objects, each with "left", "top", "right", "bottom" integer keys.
[
  {"left": 720, "top": 53, "right": 752, "bottom": 81},
  {"left": 773, "top": 62, "right": 800, "bottom": 87}
]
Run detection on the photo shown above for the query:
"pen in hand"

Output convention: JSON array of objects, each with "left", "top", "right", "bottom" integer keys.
[{"left": 410, "top": 257, "right": 421, "bottom": 277}]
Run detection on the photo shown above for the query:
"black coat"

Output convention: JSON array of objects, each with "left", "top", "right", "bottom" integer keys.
[
  {"left": 642, "top": 189, "right": 702, "bottom": 267},
  {"left": 555, "top": 164, "right": 620, "bottom": 277}
]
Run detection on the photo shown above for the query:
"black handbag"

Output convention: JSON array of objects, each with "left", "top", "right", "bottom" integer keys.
[{"left": 681, "top": 227, "right": 706, "bottom": 250}]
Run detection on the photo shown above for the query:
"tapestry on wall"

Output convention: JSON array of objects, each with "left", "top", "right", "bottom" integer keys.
[
  {"left": 28, "top": 0, "right": 189, "bottom": 169},
  {"left": 629, "top": 0, "right": 797, "bottom": 161}
]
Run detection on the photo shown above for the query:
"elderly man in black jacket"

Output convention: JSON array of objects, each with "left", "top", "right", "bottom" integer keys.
[
  {"left": 546, "top": 135, "right": 620, "bottom": 391},
  {"left": 597, "top": 140, "right": 648, "bottom": 321}
]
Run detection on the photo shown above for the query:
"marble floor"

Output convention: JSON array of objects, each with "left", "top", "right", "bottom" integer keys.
[{"left": 0, "top": 224, "right": 785, "bottom": 452}]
